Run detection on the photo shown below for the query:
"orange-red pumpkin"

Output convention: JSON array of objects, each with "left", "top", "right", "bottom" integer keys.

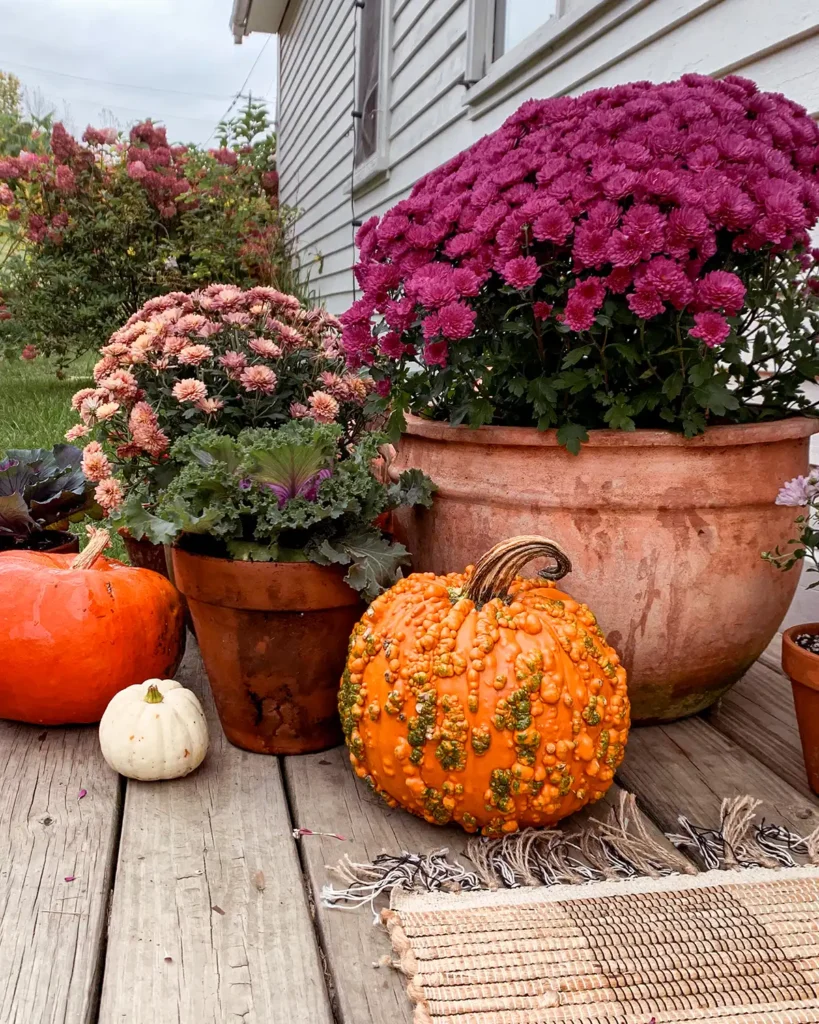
[
  {"left": 0, "top": 530, "right": 185, "bottom": 725},
  {"left": 339, "top": 536, "right": 630, "bottom": 835}
]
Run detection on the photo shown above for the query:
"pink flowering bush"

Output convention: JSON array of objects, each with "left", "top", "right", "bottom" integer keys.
[
  {"left": 346, "top": 75, "right": 819, "bottom": 451},
  {"left": 67, "top": 284, "right": 378, "bottom": 533},
  {"left": 0, "top": 101, "right": 301, "bottom": 366}
]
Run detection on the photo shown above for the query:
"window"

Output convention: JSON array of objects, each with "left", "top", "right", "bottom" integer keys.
[
  {"left": 465, "top": 0, "right": 565, "bottom": 84},
  {"left": 493, "top": 0, "right": 560, "bottom": 59},
  {"left": 353, "top": 0, "right": 391, "bottom": 187}
]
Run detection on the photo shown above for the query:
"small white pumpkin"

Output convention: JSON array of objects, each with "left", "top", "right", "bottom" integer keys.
[{"left": 99, "top": 678, "right": 209, "bottom": 781}]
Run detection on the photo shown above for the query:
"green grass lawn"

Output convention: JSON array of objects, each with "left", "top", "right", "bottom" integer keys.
[
  {"left": 0, "top": 356, "right": 92, "bottom": 451},
  {"left": 0, "top": 354, "right": 127, "bottom": 560}
]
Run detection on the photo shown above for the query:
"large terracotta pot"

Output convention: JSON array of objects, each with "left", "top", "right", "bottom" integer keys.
[
  {"left": 171, "top": 547, "right": 363, "bottom": 754},
  {"left": 782, "top": 624, "right": 819, "bottom": 795},
  {"left": 392, "top": 415, "right": 818, "bottom": 722}
]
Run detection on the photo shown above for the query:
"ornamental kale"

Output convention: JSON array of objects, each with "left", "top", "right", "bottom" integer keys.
[
  {"left": 763, "top": 471, "right": 819, "bottom": 589},
  {"left": 0, "top": 444, "right": 97, "bottom": 548},
  {"left": 129, "top": 421, "right": 435, "bottom": 601},
  {"left": 344, "top": 75, "right": 819, "bottom": 451}
]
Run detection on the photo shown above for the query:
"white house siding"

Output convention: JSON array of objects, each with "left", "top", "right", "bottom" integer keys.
[{"left": 276, "top": 0, "right": 819, "bottom": 315}]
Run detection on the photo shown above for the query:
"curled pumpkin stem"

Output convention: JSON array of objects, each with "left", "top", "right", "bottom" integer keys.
[
  {"left": 464, "top": 535, "right": 571, "bottom": 606},
  {"left": 70, "top": 526, "right": 111, "bottom": 570}
]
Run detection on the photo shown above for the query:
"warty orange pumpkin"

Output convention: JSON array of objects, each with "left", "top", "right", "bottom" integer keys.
[
  {"left": 339, "top": 536, "right": 630, "bottom": 835},
  {"left": 0, "top": 528, "right": 185, "bottom": 725}
]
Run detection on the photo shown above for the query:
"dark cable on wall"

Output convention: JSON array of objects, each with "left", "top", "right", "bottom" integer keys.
[{"left": 349, "top": 0, "right": 362, "bottom": 302}]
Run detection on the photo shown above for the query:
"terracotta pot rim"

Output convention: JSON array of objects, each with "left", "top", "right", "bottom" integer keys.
[
  {"left": 170, "top": 545, "right": 362, "bottom": 612},
  {"left": 782, "top": 623, "right": 819, "bottom": 692},
  {"left": 403, "top": 413, "right": 819, "bottom": 449}
]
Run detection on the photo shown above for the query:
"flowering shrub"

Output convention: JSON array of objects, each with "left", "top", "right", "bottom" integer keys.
[
  {"left": 66, "top": 284, "right": 382, "bottom": 536},
  {"left": 346, "top": 75, "right": 819, "bottom": 451},
  {"left": 763, "top": 471, "right": 819, "bottom": 588},
  {"left": 0, "top": 101, "right": 302, "bottom": 365},
  {"left": 145, "top": 422, "right": 434, "bottom": 599}
]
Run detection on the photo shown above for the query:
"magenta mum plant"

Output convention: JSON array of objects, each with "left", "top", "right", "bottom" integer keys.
[{"left": 344, "top": 75, "right": 819, "bottom": 451}]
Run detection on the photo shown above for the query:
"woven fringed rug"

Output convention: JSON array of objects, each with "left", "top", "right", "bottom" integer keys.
[{"left": 383, "top": 866, "right": 819, "bottom": 1024}]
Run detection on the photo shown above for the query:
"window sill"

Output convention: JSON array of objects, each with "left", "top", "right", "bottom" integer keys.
[
  {"left": 463, "top": 0, "right": 617, "bottom": 112},
  {"left": 352, "top": 154, "right": 390, "bottom": 198}
]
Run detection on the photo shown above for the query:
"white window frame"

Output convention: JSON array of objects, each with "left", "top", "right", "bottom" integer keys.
[
  {"left": 466, "top": 0, "right": 565, "bottom": 83},
  {"left": 465, "top": 0, "right": 615, "bottom": 105},
  {"left": 352, "top": 0, "right": 393, "bottom": 194}
]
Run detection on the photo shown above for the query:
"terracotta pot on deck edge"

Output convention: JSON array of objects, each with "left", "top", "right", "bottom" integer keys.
[
  {"left": 170, "top": 546, "right": 363, "bottom": 755},
  {"left": 391, "top": 414, "right": 819, "bottom": 723},
  {"left": 782, "top": 624, "right": 819, "bottom": 796}
]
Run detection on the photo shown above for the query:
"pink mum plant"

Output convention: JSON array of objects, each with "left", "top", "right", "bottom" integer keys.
[
  {"left": 68, "top": 285, "right": 376, "bottom": 526},
  {"left": 347, "top": 75, "right": 819, "bottom": 450}
]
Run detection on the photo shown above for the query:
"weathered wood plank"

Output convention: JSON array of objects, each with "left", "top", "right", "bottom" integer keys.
[
  {"left": 283, "top": 747, "right": 691, "bottom": 1024},
  {"left": 0, "top": 720, "right": 121, "bottom": 1024},
  {"left": 618, "top": 715, "right": 819, "bottom": 869},
  {"left": 705, "top": 638, "right": 809, "bottom": 796},
  {"left": 98, "top": 642, "right": 333, "bottom": 1024}
]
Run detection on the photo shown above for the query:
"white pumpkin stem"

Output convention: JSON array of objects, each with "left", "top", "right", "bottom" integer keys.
[
  {"left": 70, "top": 526, "right": 111, "bottom": 570},
  {"left": 465, "top": 536, "right": 571, "bottom": 607},
  {"left": 144, "top": 684, "right": 164, "bottom": 704}
]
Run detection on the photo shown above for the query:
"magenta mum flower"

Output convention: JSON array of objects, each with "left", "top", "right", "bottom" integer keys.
[
  {"left": 502, "top": 256, "right": 541, "bottom": 290},
  {"left": 689, "top": 311, "right": 731, "bottom": 348}
]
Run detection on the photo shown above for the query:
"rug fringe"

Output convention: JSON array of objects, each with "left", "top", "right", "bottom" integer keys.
[{"left": 322, "top": 794, "right": 819, "bottom": 914}]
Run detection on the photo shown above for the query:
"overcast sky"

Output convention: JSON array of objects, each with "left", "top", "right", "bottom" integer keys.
[{"left": 0, "top": 0, "right": 278, "bottom": 146}]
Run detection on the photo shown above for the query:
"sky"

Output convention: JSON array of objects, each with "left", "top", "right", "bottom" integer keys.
[{"left": 0, "top": 0, "right": 278, "bottom": 146}]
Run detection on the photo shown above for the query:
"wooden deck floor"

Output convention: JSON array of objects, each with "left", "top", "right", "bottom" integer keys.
[{"left": 2, "top": 635, "right": 817, "bottom": 1024}]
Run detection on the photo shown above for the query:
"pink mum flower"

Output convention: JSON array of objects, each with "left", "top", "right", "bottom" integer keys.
[
  {"left": 533, "top": 302, "right": 553, "bottom": 320},
  {"left": 195, "top": 397, "right": 225, "bottom": 415},
  {"left": 219, "top": 351, "right": 248, "bottom": 377},
  {"left": 99, "top": 370, "right": 139, "bottom": 402},
  {"left": 689, "top": 311, "right": 731, "bottom": 348},
  {"left": 71, "top": 387, "right": 97, "bottom": 412},
  {"left": 81, "top": 445, "right": 112, "bottom": 483},
  {"left": 248, "top": 337, "right": 282, "bottom": 359},
  {"left": 172, "top": 379, "right": 208, "bottom": 403},
  {"left": 308, "top": 391, "right": 340, "bottom": 423},
  {"left": 239, "top": 365, "right": 277, "bottom": 394},
  {"left": 95, "top": 478, "right": 124, "bottom": 512},
  {"left": 95, "top": 402, "right": 120, "bottom": 422},
  {"left": 178, "top": 344, "right": 213, "bottom": 366},
  {"left": 93, "top": 355, "right": 120, "bottom": 382},
  {"left": 65, "top": 424, "right": 91, "bottom": 442},
  {"left": 502, "top": 256, "right": 541, "bottom": 290},
  {"left": 20, "top": 344, "right": 38, "bottom": 361},
  {"left": 290, "top": 401, "right": 310, "bottom": 419}
]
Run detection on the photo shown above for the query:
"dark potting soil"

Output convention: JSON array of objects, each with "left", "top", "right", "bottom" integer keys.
[
  {"left": 0, "top": 531, "right": 74, "bottom": 553},
  {"left": 794, "top": 633, "right": 819, "bottom": 656}
]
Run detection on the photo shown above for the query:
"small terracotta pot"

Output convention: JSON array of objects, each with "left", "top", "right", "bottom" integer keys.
[
  {"left": 171, "top": 546, "right": 364, "bottom": 755},
  {"left": 119, "top": 528, "right": 194, "bottom": 634},
  {"left": 44, "top": 532, "right": 80, "bottom": 554},
  {"left": 118, "top": 528, "right": 171, "bottom": 576},
  {"left": 782, "top": 623, "right": 819, "bottom": 796}
]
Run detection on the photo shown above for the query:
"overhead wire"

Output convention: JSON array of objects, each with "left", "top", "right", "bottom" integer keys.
[
  {"left": 204, "top": 35, "right": 273, "bottom": 146},
  {"left": 0, "top": 57, "right": 235, "bottom": 101}
]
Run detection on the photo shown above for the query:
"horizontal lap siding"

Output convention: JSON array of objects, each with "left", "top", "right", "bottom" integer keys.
[
  {"left": 277, "top": 0, "right": 819, "bottom": 315},
  {"left": 279, "top": 0, "right": 356, "bottom": 311}
]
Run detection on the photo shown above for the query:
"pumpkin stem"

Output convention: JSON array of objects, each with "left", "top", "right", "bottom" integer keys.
[
  {"left": 464, "top": 535, "right": 571, "bottom": 607},
  {"left": 69, "top": 526, "right": 111, "bottom": 570},
  {"left": 144, "top": 684, "right": 164, "bottom": 704}
]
